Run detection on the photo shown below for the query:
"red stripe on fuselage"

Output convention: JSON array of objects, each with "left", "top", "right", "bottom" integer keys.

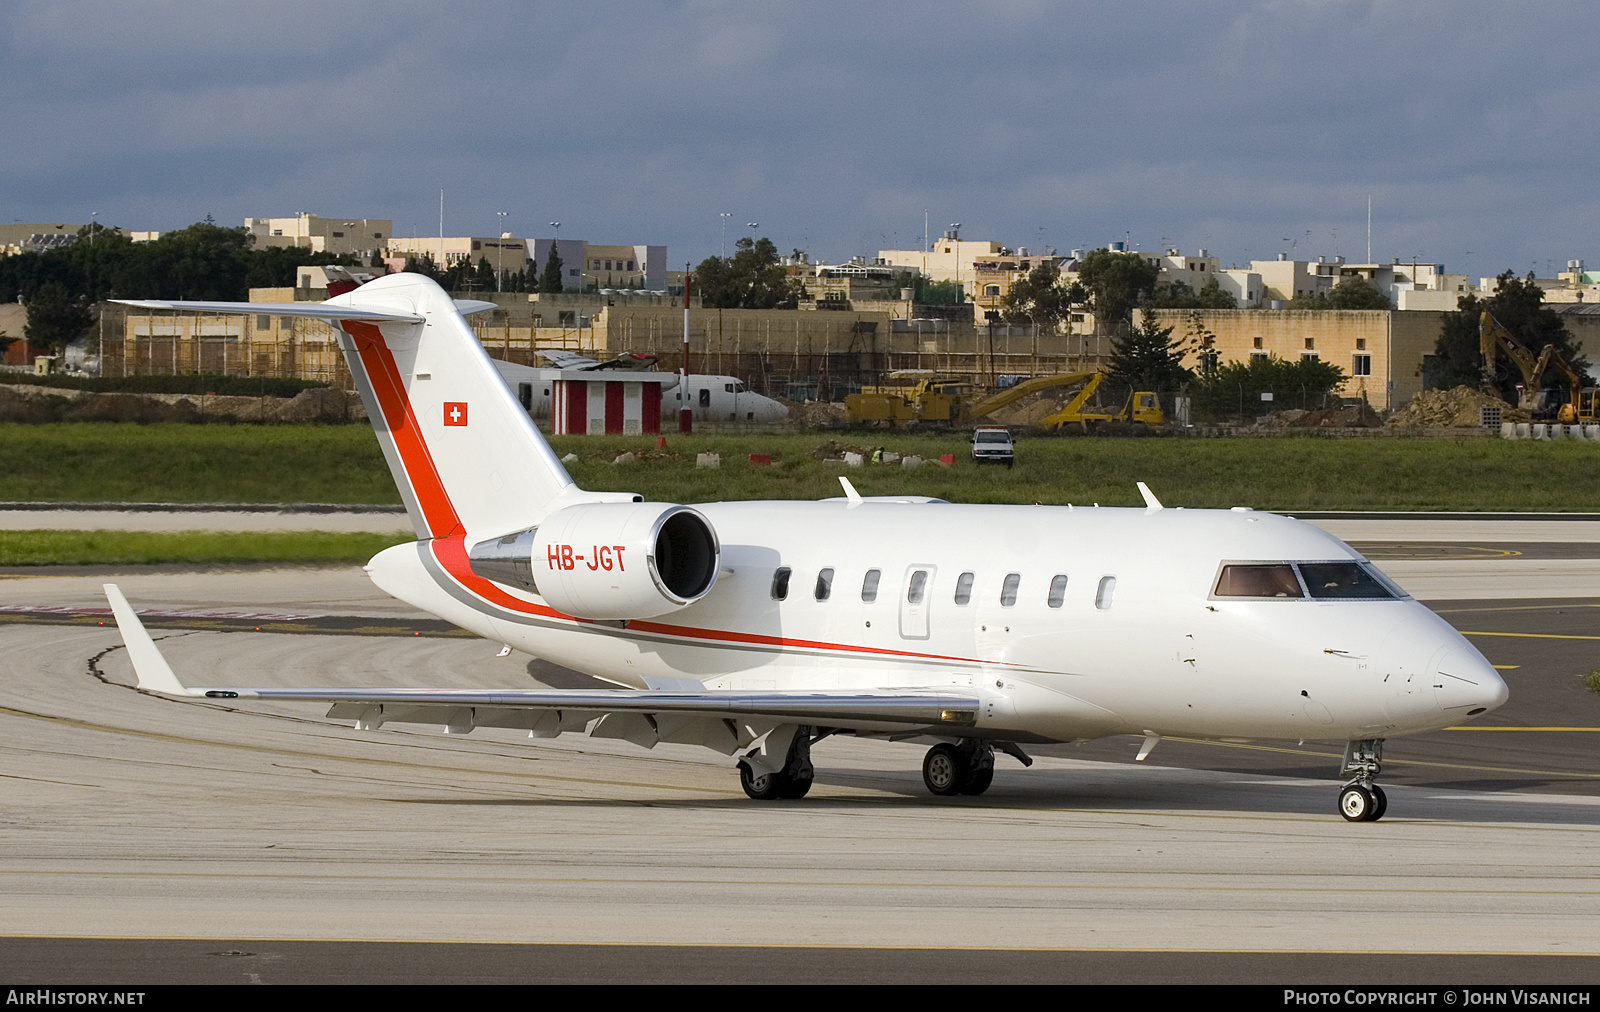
[{"left": 340, "top": 320, "right": 462, "bottom": 540}]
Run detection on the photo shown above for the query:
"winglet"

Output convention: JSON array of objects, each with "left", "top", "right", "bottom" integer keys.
[
  {"left": 838, "top": 476, "right": 863, "bottom": 505},
  {"left": 1136, "top": 482, "right": 1164, "bottom": 511},
  {"left": 103, "top": 584, "right": 195, "bottom": 696}
]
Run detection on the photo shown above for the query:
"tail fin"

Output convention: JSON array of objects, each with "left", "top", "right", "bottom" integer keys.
[
  {"left": 119, "top": 274, "right": 616, "bottom": 541},
  {"left": 323, "top": 272, "right": 592, "bottom": 541}
]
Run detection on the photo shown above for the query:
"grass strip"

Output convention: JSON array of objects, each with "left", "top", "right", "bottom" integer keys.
[
  {"left": 6, "top": 422, "right": 1600, "bottom": 512},
  {"left": 0, "top": 530, "right": 412, "bottom": 567}
]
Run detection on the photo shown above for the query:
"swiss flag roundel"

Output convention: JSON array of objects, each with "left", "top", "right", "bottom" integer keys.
[{"left": 444, "top": 402, "right": 468, "bottom": 426}]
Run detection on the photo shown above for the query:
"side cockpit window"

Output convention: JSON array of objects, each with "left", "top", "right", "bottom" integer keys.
[{"left": 1214, "top": 564, "right": 1304, "bottom": 598}]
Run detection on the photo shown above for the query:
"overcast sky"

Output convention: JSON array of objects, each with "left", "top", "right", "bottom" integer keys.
[{"left": 4, "top": 1, "right": 1596, "bottom": 280}]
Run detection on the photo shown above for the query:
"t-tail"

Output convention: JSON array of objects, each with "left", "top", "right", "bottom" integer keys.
[{"left": 118, "top": 272, "right": 632, "bottom": 544}]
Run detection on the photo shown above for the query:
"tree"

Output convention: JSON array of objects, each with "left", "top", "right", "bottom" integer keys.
[
  {"left": 1290, "top": 276, "right": 1391, "bottom": 310},
  {"left": 538, "top": 246, "right": 564, "bottom": 293},
  {"left": 1430, "top": 270, "right": 1585, "bottom": 399},
  {"left": 694, "top": 237, "right": 799, "bottom": 309},
  {"left": 1148, "top": 276, "right": 1238, "bottom": 310},
  {"left": 1076, "top": 248, "right": 1159, "bottom": 335},
  {"left": 1194, "top": 354, "right": 1348, "bottom": 420},
  {"left": 1105, "top": 313, "right": 1194, "bottom": 394},
  {"left": 999, "top": 262, "right": 1068, "bottom": 333},
  {"left": 23, "top": 281, "right": 93, "bottom": 355}
]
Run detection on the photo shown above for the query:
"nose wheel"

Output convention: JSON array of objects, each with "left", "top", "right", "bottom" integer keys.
[
  {"left": 1338, "top": 739, "right": 1388, "bottom": 822},
  {"left": 1338, "top": 783, "right": 1388, "bottom": 822}
]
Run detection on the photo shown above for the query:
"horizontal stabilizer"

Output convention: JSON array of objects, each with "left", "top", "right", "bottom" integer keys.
[
  {"left": 102, "top": 584, "right": 196, "bottom": 697},
  {"left": 112, "top": 299, "right": 423, "bottom": 324}
]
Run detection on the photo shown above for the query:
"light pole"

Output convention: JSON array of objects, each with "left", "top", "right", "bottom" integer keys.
[
  {"left": 496, "top": 211, "right": 508, "bottom": 292},
  {"left": 548, "top": 222, "right": 560, "bottom": 290},
  {"left": 720, "top": 212, "right": 731, "bottom": 258},
  {"left": 949, "top": 223, "right": 961, "bottom": 301}
]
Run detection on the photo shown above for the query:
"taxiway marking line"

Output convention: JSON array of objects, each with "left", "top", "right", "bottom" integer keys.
[
  {"left": 1165, "top": 736, "right": 1600, "bottom": 779},
  {"left": 3, "top": 934, "right": 1600, "bottom": 956},
  {"left": 0, "top": 868, "right": 1593, "bottom": 896},
  {"left": 1461, "top": 630, "right": 1600, "bottom": 640},
  {"left": 1443, "top": 726, "right": 1600, "bottom": 732}
]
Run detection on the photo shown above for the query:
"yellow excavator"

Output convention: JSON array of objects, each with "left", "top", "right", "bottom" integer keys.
[
  {"left": 1479, "top": 311, "right": 1596, "bottom": 422},
  {"left": 844, "top": 370, "right": 1162, "bottom": 429}
]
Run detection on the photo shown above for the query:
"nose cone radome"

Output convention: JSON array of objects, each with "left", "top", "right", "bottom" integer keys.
[{"left": 1432, "top": 639, "right": 1509, "bottom": 719}]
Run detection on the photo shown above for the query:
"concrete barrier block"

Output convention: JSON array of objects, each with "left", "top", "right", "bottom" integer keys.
[
  {"left": 696, "top": 452, "right": 720, "bottom": 468},
  {"left": 1515, "top": 422, "right": 1531, "bottom": 439},
  {"left": 902, "top": 455, "right": 923, "bottom": 468},
  {"left": 1501, "top": 422, "right": 1516, "bottom": 439},
  {"left": 844, "top": 452, "right": 864, "bottom": 467}
]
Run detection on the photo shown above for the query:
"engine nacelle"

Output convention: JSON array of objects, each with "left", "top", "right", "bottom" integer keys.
[{"left": 469, "top": 502, "right": 719, "bottom": 620}]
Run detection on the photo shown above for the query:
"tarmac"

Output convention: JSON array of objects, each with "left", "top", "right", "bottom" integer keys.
[{"left": 0, "top": 514, "right": 1597, "bottom": 983}]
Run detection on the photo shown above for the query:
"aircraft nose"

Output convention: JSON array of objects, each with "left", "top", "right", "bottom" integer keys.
[{"left": 1432, "top": 639, "right": 1508, "bottom": 718}]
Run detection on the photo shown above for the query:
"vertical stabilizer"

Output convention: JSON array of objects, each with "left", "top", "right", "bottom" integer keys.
[{"left": 325, "top": 273, "right": 599, "bottom": 541}]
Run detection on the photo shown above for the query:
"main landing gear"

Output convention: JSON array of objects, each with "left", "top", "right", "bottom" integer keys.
[
  {"left": 922, "top": 740, "right": 995, "bottom": 797},
  {"left": 738, "top": 726, "right": 816, "bottom": 800},
  {"left": 1338, "top": 739, "right": 1388, "bottom": 822}
]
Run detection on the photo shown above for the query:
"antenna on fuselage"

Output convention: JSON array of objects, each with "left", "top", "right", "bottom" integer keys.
[
  {"left": 838, "top": 476, "right": 863, "bottom": 505},
  {"left": 1137, "top": 482, "right": 1164, "bottom": 511}
]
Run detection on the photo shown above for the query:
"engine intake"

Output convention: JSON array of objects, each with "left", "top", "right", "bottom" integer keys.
[{"left": 469, "top": 502, "right": 719, "bottom": 620}]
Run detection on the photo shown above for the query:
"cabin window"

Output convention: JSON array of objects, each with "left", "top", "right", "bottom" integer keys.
[
  {"left": 907, "top": 570, "right": 928, "bottom": 605},
  {"left": 1000, "top": 573, "right": 1020, "bottom": 607},
  {"left": 954, "top": 571, "right": 974, "bottom": 605},
  {"left": 699, "top": 388, "right": 711, "bottom": 407},
  {"left": 771, "top": 567, "right": 791, "bottom": 601},
  {"left": 1213, "top": 564, "right": 1303, "bottom": 599},
  {"left": 725, "top": 383, "right": 735, "bottom": 393},
  {"left": 814, "top": 568, "right": 834, "bottom": 601},
  {"left": 861, "top": 569, "right": 881, "bottom": 602},
  {"left": 517, "top": 383, "right": 533, "bottom": 410},
  {"left": 1048, "top": 574, "right": 1068, "bottom": 608},
  {"left": 1096, "top": 576, "right": 1117, "bottom": 610}
]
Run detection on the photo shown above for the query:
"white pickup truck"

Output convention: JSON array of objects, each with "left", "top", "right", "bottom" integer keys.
[{"left": 970, "top": 426, "right": 1014, "bottom": 467}]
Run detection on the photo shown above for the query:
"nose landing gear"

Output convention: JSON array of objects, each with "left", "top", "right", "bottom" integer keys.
[{"left": 1338, "top": 739, "right": 1388, "bottom": 822}]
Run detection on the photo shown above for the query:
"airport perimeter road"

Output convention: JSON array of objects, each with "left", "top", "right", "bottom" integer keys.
[{"left": 1, "top": 566, "right": 1599, "bottom": 984}]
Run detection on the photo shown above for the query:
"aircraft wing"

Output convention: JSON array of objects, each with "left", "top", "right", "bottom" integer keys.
[
  {"left": 533, "top": 348, "right": 602, "bottom": 369},
  {"left": 104, "top": 586, "right": 978, "bottom": 752},
  {"left": 113, "top": 299, "right": 424, "bottom": 324}
]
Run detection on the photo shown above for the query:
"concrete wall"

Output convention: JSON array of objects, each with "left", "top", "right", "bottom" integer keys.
[{"left": 1141, "top": 308, "right": 1449, "bottom": 411}]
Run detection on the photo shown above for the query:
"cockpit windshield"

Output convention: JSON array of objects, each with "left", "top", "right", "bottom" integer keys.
[
  {"left": 1212, "top": 561, "right": 1405, "bottom": 600},
  {"left": 1298, "top": 562, "right": 1397, "bottom": 599}
]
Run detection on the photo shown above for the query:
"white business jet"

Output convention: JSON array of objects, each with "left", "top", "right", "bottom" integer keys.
[{"left": 110, "top": 273, "right": 1506, "bottom": 821}]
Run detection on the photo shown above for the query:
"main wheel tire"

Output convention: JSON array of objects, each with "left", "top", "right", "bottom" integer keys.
[
  {"left": 959, "top": 765, "right": 994, "bottom": 796},
  {"left": 922, "top": 743, "right": 969, "bottom": 796},
  {"left": 739, "top": 760, "right": 782, "bottom": 800},
  {"left": 777, "top": 772, "right": 813, "bottom": 799},
  {"left": 1370, "top": 784, "right": 1388, "bottom": 821},
  {"left": 1339, "top": 784, "right": 1375, "bottom": 822}
]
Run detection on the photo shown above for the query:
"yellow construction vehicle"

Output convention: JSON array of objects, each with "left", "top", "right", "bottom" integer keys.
[
  {"left": 1480, "top": 311, "right": 1593, "bottom": 422},
  {"left": 962, "top": 371, "right": 1162, "bottom": 430},
  {"left": 845, "top": 370, "right": 1163, "bottom": 429},
  {"left": 844, "top": 374, "right": 971, "bottom": 426}
]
